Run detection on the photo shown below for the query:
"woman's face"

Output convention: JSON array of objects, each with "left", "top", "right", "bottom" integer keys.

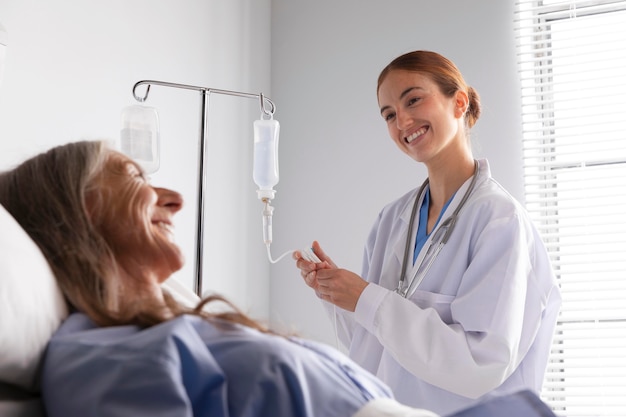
[
  {"left": 89, "top": 151, "right": 184, "bottom": 284},
  {"left": 377, "top": 69, "right": 468, "bottom": 165}
]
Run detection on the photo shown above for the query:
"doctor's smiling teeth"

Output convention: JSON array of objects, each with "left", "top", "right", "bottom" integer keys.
[{"left": 405, "top": 126, "right": 428, "bottom": 144}]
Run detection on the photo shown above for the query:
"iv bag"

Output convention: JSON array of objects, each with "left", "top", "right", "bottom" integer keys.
[
  {"left": 119, "top": 104, "right": 160, "bottom": 174},
  {"left": 253, "top": 118, "right": 280, "bottom": 199}
]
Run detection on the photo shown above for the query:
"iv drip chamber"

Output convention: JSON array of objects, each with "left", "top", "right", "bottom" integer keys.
[
  {"left": 253, "top": 118, "right": 280, "bottom": 199},
  {"left": 119, "top": 104, "right": 160, "bottom": 174}
]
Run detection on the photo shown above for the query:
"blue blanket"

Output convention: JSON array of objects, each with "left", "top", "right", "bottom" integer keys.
[{"left": 42, "top": 313, "right": 393, "bottom": 417}]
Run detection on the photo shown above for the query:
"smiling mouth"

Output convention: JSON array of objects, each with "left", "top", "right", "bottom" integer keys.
[
  {"left": 153, "top": 221, "right": 174, "bottom": 235},
  {"left": 405, "top": 126, "right": 428, "bottom": 144}
]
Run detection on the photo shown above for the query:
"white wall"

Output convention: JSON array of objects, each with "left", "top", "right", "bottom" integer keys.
[
  {"left": 0, "top": 0, "right": 272, "bottom": 319},
  {"left": 0, "top": 1, "right": 525, "bottom": 343},
  {"left": 269, "top": 0, "right": 524, "bottom": 345}
]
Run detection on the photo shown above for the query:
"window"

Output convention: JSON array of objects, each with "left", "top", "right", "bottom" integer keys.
[{"left": 514, "top": 1, "right": 626, "bottom": 416}]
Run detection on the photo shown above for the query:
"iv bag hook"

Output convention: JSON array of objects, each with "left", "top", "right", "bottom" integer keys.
[{"left": 259, "top": 93, "right": 274, "bottom": 119}]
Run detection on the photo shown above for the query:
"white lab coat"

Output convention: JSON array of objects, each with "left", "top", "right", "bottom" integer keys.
[{"left": 325, "top": 159, "right": 561, "bottom": 416}]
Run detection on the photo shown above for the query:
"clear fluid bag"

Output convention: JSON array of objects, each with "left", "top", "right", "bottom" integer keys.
[{"left": 119, "top": 104, "right": 160, "bottom": 174}]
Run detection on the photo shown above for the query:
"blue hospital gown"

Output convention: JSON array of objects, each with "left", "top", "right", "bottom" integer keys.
[{"left": 42, "top": 313, "right": 393, "bottom": 417}]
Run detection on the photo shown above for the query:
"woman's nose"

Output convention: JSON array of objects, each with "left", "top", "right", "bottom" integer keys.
[
  {"left": 155, "top": 187, "right": 183, "bottom": 213},
  {"left": 395, "top": 109, "right": 412, "bottom": 130}
]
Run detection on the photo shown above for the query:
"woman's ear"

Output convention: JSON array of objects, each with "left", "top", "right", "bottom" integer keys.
[{"left": 454, "top": 90, "right": 470, "bottom": 119}]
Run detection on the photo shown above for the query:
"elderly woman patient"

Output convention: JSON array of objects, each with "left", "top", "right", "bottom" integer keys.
[{"left": 0, "top": 140, "right": 437, "bottom": 417}]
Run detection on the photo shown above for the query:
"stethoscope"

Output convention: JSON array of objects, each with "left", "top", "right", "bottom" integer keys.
[{"left": 395, "top": 159, "right": 480, "bottom": 298}]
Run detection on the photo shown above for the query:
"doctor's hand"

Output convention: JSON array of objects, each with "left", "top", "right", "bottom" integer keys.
[
  {"left": 293, "top": 241, "right": 368, "bottom": 312},
  {"left": 293, "top": 241, "right": 334, "bottom": 299}
]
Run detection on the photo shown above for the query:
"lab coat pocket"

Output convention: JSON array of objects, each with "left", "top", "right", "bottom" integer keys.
[{"left": 409, "top": 290, "right": 455, "bottom": 324}]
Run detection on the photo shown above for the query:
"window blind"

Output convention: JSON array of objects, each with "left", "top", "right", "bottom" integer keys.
[{"left": 514, "top": 1, "right": 626, "bottom": 416}]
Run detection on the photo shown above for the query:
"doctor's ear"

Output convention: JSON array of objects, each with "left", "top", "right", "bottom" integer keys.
[{"left": 454, "top": 90, "right": 470, "bottom": 118}]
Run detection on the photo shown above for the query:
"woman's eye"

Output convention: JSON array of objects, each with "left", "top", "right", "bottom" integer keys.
[
  {"left": 125, "top": 163, "right": 147, "bottom": 181},
  {"left": 383, "top": 112, "right": 395, "bottom": 122},
  {"left": 407, "top": 97, "right": 420, "bottom": 106},
  {"left": 136, "top": 172, "right": 151, "bottom": 183}
]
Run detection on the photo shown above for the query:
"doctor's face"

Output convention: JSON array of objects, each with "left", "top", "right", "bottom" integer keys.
[
  {"left": 88, "top": 151, "right": 185, "bottom": 284},
  {"left": 378, "top": 69, "right": 467, "bottom": 165}
]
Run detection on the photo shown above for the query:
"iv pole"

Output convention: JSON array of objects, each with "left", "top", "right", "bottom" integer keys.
[{"left": 131, "top": 80, "right": 276, "bottom": 297}]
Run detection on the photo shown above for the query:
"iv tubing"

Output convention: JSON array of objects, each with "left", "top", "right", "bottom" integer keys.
[
  {"left": 266, "top": 245, "right": 296, "bottom": 264},
  {"left": 261, "top": 198, "right": 296, "bottom": 264}
]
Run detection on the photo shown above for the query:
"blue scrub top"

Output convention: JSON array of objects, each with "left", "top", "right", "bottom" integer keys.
[
  {"left": 42, "top": 313, "right": 393, "bottom": 417},
  {"left": 413, "top": 189, "right": 455, "bottom": 264}
]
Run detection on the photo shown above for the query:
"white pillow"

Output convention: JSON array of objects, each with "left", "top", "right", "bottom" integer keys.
[
  {"left": 0, "top": 204, "right": 68, "bottom": 391},
  {"left": 162, "top": 277, "right": 201, "bottom": 308}
]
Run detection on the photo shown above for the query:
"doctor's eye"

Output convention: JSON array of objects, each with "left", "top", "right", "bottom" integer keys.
[
  {"left": 382, "top": 112, "right": 396, "bottom": 122},
  {"left": 406, "top": 96, "right": 421, "bottom": 107}
]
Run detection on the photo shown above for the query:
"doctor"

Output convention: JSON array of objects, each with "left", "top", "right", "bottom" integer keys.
[{"left": 294, "top": 50, "right": 561, "bottom": 416}]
